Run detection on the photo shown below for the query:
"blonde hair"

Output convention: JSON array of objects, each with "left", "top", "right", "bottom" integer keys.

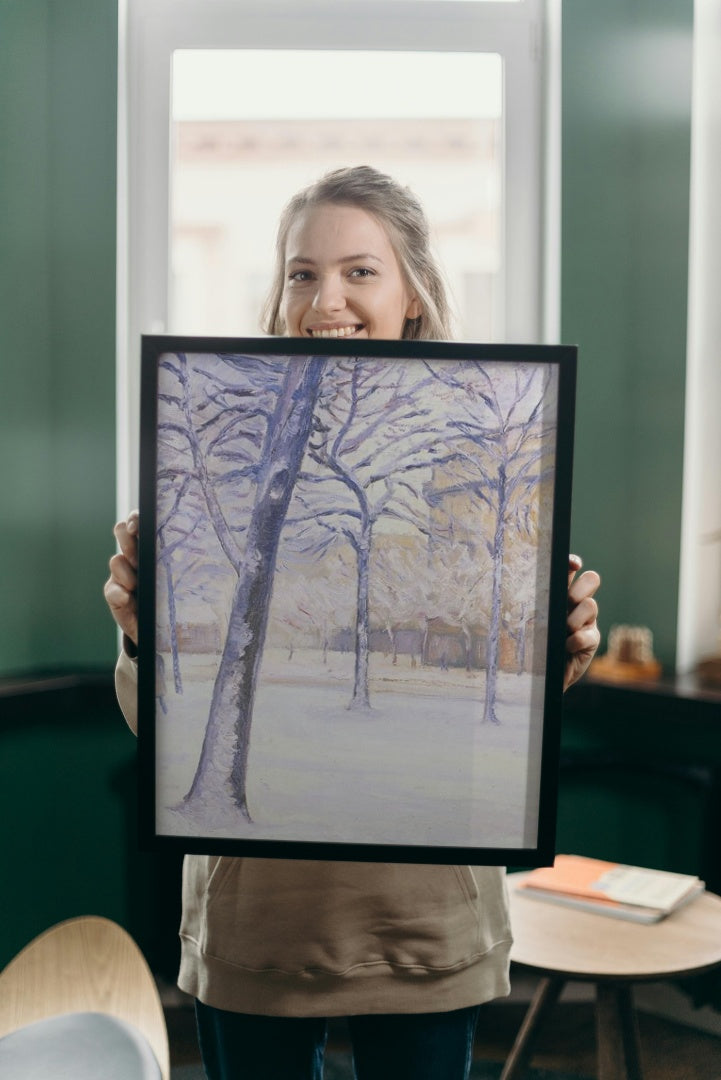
[{"left": 262, "top": 165, "right": 453, "bottom": 341}]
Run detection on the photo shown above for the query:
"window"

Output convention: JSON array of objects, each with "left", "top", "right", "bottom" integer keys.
[
  {"left": 169, "top": 49, "right": 503, "bottom": 340},
  {"left": 118, "top": 0, "right": 556, "bottom": 509}
]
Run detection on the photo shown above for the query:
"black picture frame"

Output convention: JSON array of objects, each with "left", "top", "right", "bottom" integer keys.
[{"left": 138, "top": 335, "right": 576, "bottom": 865}]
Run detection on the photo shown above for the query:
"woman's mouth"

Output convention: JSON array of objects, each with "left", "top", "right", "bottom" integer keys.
[{"left": 307, "top": 324, "right": 364, "bottom": 339}]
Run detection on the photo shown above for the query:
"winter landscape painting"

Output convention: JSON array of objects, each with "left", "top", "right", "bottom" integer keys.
[{"left": 138, "top": 337, "right": 576, "bottom": 864}]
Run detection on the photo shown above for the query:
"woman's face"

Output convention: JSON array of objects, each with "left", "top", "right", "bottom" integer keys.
[{"left": 280, "top": 203, "right": 421, "bottom": 340}]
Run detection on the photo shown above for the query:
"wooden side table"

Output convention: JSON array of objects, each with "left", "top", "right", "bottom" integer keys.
[{"left": 503, "top": 873, "right": 721, "bottom": 1080}]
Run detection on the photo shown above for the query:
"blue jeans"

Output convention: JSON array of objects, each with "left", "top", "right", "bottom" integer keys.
[{"left": 195, "top": 1000, "right": 481, "bottom": 1080}]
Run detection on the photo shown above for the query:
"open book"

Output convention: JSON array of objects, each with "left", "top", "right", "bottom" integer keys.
[{"left": 516, "top": 854, "right": 705, "bottom": 923}]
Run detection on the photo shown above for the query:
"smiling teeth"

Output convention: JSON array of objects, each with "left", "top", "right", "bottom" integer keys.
[{"left": 310, "top": 326, "right": 359, "bottom": 338}]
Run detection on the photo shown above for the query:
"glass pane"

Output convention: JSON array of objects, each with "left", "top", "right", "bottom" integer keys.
[{"left": 170, "top": 49, "right": 503, "bottom": 340}]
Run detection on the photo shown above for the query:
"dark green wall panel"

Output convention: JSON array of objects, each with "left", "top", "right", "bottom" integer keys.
[
  {"left": 0, "top": 698, "right": 133, "bottom": 965},
  {"left": 0, "top": 683, "right": 184, "bottom": 976},
  {"left": 47, "top": 1, "right": 119, "bottom": 667},
  {"left": 0, "top": 0, "right": 118, "bottom": 675},
  {"left": 0, "top": 2, "right": 54, "bottom": 672},
  {"left": 562, "top": 0, "right": 693, "bottom": 669}
]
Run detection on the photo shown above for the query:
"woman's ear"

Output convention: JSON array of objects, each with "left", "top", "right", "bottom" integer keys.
[{"left": 406, "top": 296, "right": 423, "bottom": 320}]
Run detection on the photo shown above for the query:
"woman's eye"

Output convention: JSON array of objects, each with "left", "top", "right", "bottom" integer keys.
[
  {"left": 288, "top": 270, "right": 313, "bottom": 283},
  {"left": 349, "top": 267, "right": 375, "bottom": 279}
]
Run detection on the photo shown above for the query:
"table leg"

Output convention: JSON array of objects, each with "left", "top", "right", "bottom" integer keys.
[
  {"left": 499, "top": 976, "right": 565, "bottom": 1080},
  {"left": 596, "top": 982, "right": 643, "bottom": 1080}
]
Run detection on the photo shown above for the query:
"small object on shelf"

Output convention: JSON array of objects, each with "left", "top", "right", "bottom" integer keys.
[
  {"left": 590, "top": 623, "right": 662, "bottom": 682},
  {"left": 516, "top": 854, "right": 704, "bottom": 923},
  {"left": 696, "top": 527, "right": 721, "bottom": 688},
  {"left": 696, "top": 654, "right": 721, "bottom": 689}
]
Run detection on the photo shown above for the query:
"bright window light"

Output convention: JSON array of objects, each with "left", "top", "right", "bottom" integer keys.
[
  {"left": 170, "top": 50, "right": 503, "bottom": 341},
  {"left": 173, "top": 50, "right": 502, "bottom": 121}
]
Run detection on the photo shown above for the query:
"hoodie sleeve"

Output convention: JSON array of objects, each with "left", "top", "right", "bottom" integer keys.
[{"left": 115, "top": 644, "right": 139, "bottom": 736}]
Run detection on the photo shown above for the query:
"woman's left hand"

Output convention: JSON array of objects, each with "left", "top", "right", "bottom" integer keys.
[{"left": 564, "top": 554, "right": 601, "bottom": 691}]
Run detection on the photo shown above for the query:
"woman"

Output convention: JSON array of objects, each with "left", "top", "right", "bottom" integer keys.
[{"left": 106, "top": 166, "right": 601, "bottom": 1080}]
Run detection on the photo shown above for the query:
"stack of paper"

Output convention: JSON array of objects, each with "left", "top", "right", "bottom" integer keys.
[{"left": 517, "top": 854, "right": 705, "bottom": 923}]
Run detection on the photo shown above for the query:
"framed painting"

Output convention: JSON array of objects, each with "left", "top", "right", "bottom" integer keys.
[{"left": 137, "top": 336, "right": 576, "bottom": 865}]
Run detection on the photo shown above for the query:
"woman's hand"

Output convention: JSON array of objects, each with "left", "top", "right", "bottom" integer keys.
[
  {"left": 103, "top": 510, "right": 139, "bottom": 647},
  {"left": 564, "top": 554, "right": 601, "bottom": 691}
]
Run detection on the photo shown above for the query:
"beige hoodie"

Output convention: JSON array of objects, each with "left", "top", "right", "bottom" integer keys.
[{"left": 116, "top": 650, "right": 512, "bottom": 1016}]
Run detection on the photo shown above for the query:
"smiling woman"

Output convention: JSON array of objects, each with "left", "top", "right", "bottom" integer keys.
[
  {"left": 263, "top": 167, "right": 452, "bottom": 342},
  {"left": 107, "top": 154, "right": 599, "bottom": 1080},
  {"left": 282, "top": 205, "right": 420, "bottom": 340}
]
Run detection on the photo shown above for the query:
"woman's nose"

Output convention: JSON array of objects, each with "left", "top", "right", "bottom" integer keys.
[{"left": 312, "top": 274, "right": 345, "bottom": 314}]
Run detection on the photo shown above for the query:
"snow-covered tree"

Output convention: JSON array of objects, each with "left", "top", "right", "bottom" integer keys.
[
  {"left": 426, "top": 362, "right": 557, "bottom": 722},
  {"left": 286, "top": 358, "right": 459, "bottom": 709},
  {"left": 369, "top": 535, "right": 430, "bottom": 665},
  {"left": 156, "top": 352, "right": 325, "bottom": 821},
  {"left": 269, "top": 544, "right": 356, "bottom": 662}
]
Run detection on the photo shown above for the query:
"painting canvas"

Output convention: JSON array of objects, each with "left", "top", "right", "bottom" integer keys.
[{"left": 138, "top": 336, "right": 576, "bottom": 864}]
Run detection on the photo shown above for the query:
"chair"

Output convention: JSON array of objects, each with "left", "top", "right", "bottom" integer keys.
[{"left": 0, "top": 915, "right": 170, "bottom": 1079}]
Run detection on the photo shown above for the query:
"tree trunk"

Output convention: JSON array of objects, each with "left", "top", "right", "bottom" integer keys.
[
  {"left": 182, "top": 357, "right": 325, "bottom": 819},
  {"left": 483, "top": 467, "right": 507, "bottom": 724},
  {"left": 462, "top": 623, "right": 472, "bottom": 673},
  {"left": 517, "top": 623, "right": 527, "bottom": 673},
  {"left": 350, "top": 520, "right": 372, "bottom": 709},
  {"left": 158, "top": 530, "right": 183, "bottom": 695}
]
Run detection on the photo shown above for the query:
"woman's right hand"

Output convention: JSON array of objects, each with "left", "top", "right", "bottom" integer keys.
[{"left": 104, "top": 510, "right": 139, "bottom": 647}]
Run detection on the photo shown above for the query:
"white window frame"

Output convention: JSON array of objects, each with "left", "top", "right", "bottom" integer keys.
[
  {"left": 117, "top": 0, "right": 558, "bottom": 511},
  {"left": 676, "top": 0, "right": 721, "bottom": 674}
]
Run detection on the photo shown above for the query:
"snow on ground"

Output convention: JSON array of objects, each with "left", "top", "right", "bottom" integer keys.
[{"left": 154, "top": 648, "right": 545, "bottom": 851}]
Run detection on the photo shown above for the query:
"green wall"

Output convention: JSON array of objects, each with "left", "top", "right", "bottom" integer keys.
[
  {"left": 562, "top": 0, "right": 693, "bottom": 670},
  {"left": 0, "top": 0, "right": 136, "bottom": 968},
  {"left": 0, "top": 0, "right": 118, "bottom": 676},
  {"left": 0, "top": 683, "right": 184, "bottom": 974}
]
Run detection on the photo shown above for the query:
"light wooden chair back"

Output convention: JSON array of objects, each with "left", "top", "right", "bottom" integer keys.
[{"left": 0, "top": 915, "right": 170, "bottom": 1080}]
